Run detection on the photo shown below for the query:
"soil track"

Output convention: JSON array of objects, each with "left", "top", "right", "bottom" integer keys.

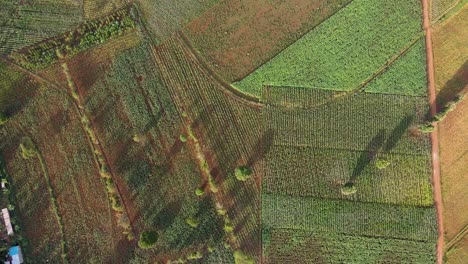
[{"left": 422, "top": 0, "right": 444, "bottom": 263}]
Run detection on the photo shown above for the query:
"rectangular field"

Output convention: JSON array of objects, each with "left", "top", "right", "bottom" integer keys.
[{"left": 234, "top": 0, "right": 424, "bottom": 96}]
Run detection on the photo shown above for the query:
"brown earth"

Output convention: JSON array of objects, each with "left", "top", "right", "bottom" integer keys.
[{"left": 184, "top": 0, "right": 351, "bottom": 82}]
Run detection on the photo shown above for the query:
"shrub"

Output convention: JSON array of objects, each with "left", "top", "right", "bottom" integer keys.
[
  {"left": 224, "top": 219, "right": 234, "bottom": 233},
  {"left": 186, "top": 217, "right": 199, "bottom": 228},
  {"left": 132, "top": 134, "right": 141, "bottom": 143},
  {"left": 234, "top": 166, "right": 252, "bottom": 181},
  {"left": 179, "top": 134, "right": 187, "bottom": 142},
  {"left": 19, "top": 138, "right": 37, "bottom": 159},
  {"left": 0, "top": 112, "right": 7, "bottom": 125},
  {"left": 375, "top": 159, "right": 390, "bottom": 169},
  {"left": 341, "top": 183, "right": 357, "bottom": 195},
  {"left": 186, "top": 251, "right": 203, "bottom": 260},
  {"left": 233, "top": 251, "right": 254, "bottom": 264},
  {"left": 110, "top": 194, "right": 124, "bottom": 212},
  {"left": 138, "top": 231, "right": 158, "bottom": 249},
  {"left": 195, "top": 187, "right": 204, "bottom": 196},
  {"left": 419, "top": 122, "right": 435, "bottom": 133}
]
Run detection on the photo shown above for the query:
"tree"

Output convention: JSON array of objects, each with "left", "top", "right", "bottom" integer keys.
[
  {"left": 138, "top": 231, "right": 158, "bottom": 249},
  {"left": 419, "top": 122, "right": 435, "bottom": 133},
  {"left": 179, "top": 134, "right": 187, "bottom": 142},
  {"left": 233, "top": 251, "right": 254, "bottom": 264},
  {"left": 375, "top": 159, "right": 390, "bottom": 169},
  {"left": 234, "top": 166, "right": 252, "bottom": 181},
  {"left": 0, "top": 112, "right": 7, "bottom": 125},
  {"left": 186, "top": 216, "right": 199, "bottom": 228},
  {"left": 341, "top": 183, "right": 357, "bottom": 195},
  {"left": 195, "top": 187, "right": 204, "bottom": 196}
]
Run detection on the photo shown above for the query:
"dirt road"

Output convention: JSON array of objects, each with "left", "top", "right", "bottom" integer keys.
[{"left": 422, "top": 0, "right": 445, "bottom": 263}]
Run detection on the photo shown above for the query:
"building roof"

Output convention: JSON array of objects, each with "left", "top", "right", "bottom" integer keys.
[{"left": 1, "top": 209, "right": 13, "bottom": 235}]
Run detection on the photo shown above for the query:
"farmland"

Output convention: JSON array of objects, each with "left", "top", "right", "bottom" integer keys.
[
  {"left": 184, "top": 0, "right": 352, "bottom": 82},
  {"left": 137, "top": 0, "right": 220, "bottom": 43},
  {"left": 234, "top": 0, "right": 424, "bottom": 96},
  {"left": 0, "top": 0, "right": 83, "bottom": 55},
  {"left": 0, "top": 0, "right": 463, "bottom": 262}
]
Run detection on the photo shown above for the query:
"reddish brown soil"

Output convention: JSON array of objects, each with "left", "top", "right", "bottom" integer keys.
[
  {"left": 422, "top": 0, "right": 444, "bottom": 263},
  {"left": 184, "top": 0, "right": 351, "bottom": 82}
]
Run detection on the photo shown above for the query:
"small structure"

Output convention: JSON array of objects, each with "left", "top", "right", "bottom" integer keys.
[
  {"left": 1, "top": 182, "right": 5, "bottom": 189},
  {"left": 4, "top": 246, "right": 23, "bottom": 264},
  {"left": 1, "top": 209, "right": 13, "bottom": 236}
]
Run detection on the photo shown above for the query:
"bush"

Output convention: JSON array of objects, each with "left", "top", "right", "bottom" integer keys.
[
  {"left": 234, "top": 166, "right": 252, "bottom": 181},
  {"left": 375, "top": 159, "right": 390, "bottom": 169},
  {"left": 341, "top": 183, "right": 357, "bottom": 195},
  {"left": 0, "top": 112, "right": 7, "bottom": 125},
  {"left": 186, "top": 251, "right": 203, "bottom": 260},
  {"left": 138, "top": 231, "right": 158, "bottom": 249},
  {"left": 233, "top": 251, "right": 254, "bottom": 264},
  {"left": 186, "top": 217, "right": 199, "bottom": 228},
  {"left": 419, "top": 122, "right": 435, "bottom": 133},
  {"left": 19, "top": 138, "right": 37, "bottom": 159},
  {"left": 195, "top": 187, "right": 204, "bottom": 196},
  {"left": 179, "top": 134, "right": 187, "bottom": 142}
]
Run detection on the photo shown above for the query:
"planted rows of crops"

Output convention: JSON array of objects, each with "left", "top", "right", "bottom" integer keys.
[
  {"left": 264, "top": 146, "right": 433, "bottom": 206},
  {"left": 264, "top": 91, "right": 430, "bottom": 154},
  {"left": 262, "top": 194, "right": 437, "bottom": 242},
  {"left": 264, "top": 228, "right": 436, "bottom": 263},
  {"left": 0, "top": 0, "right": 83, "bottom": 55},
  {"left": 431, "top": 0, "right": 460, "bottom": 21},
  {"left": 234, "top": 0, "right": 424, "bottom": 96},
  {"left": 153, "top": 35, "right": 263, "bottom": 260}
]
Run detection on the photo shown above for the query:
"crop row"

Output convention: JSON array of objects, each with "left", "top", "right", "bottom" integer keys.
[
  {"left": 264, "top": 228, "right": 436, "bottom": 263},
  {"left": 263, "top": 90, "right": 431, "bottom": 155},
  {"left": 263, "top": 146, "right": 433, "bottom": 206},
  {"left": 234, "top": 0, "right": 424, "bottom": 96},
  {"left": 262, "top": 194, "right": 437, "bottom": 242}
]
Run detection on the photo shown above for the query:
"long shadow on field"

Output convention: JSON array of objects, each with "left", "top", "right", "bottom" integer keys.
[
  {"left": 151, "top": 200, "right": 182, "bottom": 230},
  {"left": 349, "top": 129, "right": 386, "bottom": 184},
  {"left": 383, "top": 115, "right": 414, "bottom": 152},
  {"left": 436, "top": 60, "right": 468, "bottom": 109},
  {"left": 247, "top": 128, "right": 275, "bottom": 168}
]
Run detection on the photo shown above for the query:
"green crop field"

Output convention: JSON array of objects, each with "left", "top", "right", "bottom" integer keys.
[
  {"left": 365, "top": 38, "right": 428, "bottom": 96},
  {"left": 234, "top": 0, "right": 424, "bottom": 96},
  {"left": 0, "top": 0, "right": 452, "bottom": 262},
  {"left": 0, "top": 0, "right": 83, "bottom": 55},
  {"left": 264, "top": 228, "right": 436, "bottom": 263}
]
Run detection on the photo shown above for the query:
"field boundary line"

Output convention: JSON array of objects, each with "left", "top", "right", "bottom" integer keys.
[
  {"left": 422, "top": 0, "right": 444, "bottom": 263},
  {"left": 224, "top": 0, "right": 355, "bottom": 84},
  {"left": 446, "top": 224, "right": 468, "bottom": 250}
]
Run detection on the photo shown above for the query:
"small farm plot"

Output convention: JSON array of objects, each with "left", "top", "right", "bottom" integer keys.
[
  {"left": 262, "top": 194, "right": 437, "bottom": 242},
  {"left": 0, "top": 0, "right": 82, "bottom": 55},
  {"left": 233, "top": 0, "right": 424, "bottom": 96},
  {"left": 136, "top": 0, "right": 220, "bottom": 43},
  {"left": 153, "top": 34, "right": 263, "bottom": 260},
  {"left": 433, "top": 4, "right": 468, "bottom": 106},
  {"left": 184, "top": 0, "right": 351, "bottom": 82},
  {"left": 264, "top": 228, "right": 436, "bottom": 263},
  {"left": 0, "top": 76, "right": 118, "bottom": 262},
  {"left": 62, "top": 34, "right": 227, "bottom": 261},
  {"left": 364, "top": 38, "right": 428, "bottom": 96},
  {"left": 83, "top": 0, "right": 128, "bottom": 20},
  {"left": 431, "top": 0, "right": 461, "bottom": 22}
]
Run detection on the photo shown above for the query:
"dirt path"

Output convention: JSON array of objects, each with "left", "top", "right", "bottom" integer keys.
[{"left": 422, "top": 0, "right": 445, "bottom": 263}]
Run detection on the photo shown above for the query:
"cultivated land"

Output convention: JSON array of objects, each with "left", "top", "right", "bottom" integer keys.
[
  {"left": 234, "top": 0, "right": 424, "bottom": 96},
  {"left": 184, "top": 0, "right": 351, "bottom": 82},
  {"left": 433, "top": 5, "right": 468, "bottom": 262},
  {"left": 0, "top": 0, "right": 465, "bottom": 262}
]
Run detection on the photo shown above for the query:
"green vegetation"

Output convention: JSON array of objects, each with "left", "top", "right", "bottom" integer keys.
[
  {"left": 186, "top": 251, "right": 203, "bottom": 260},
  {"left": 19, "top": 138, "right": 38, "bottom": 160},
  {"left": 365, "top": 38, "right": 428, "bottom": 96},
  {"left": 234, "top": 0, "right": 424, "bottom": 96},
  {"left": 375, "top": 159, "right": 391, "bottom": 169},
  {"left": 195, "top": 187, "right": 205, "bottom": 196},
  {"left": 186, "top": 216, "right": 199, "bottom": 228},
  {"left": 233, "top": 250, "right": 254, "bottom": 264},
  {"left": 265, "top": 228, "right": 436, "bottom": 263},
  {"left": 10, "top": 8, "right": 136, "bottom": 69},
  {"left": 262, "top": 194, "right": 437, "bottom": 241},
  {"left": 340, "top": 183, "right": 357, "bottom": 195},
  {"left": 179, "top": 134, "right": 187, "bottom": 142},
  {"left": 138, "top": 231, "right": 158, "bottom": 249},
  {"left": 234, "top": 166, "right": 252, "bottom": 181}
]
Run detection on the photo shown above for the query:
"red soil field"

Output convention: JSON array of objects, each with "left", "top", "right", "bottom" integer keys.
[{"left": 184, "top": 0, "right": 351, "bottom": 82}]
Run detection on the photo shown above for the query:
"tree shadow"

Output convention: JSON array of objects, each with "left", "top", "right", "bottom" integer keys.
[
  {"left": 349, "top": 129, "right": 386, "bottom": 183},
  {"left": 247, "top": 128, "right": 275, "bottom": 168},
  {"left": 383, "top": 115, "right": 414, "bottom": 152},
  {"left": 151, "top": 200, "right": 182, "bottom": 230},
  {"left": 436, "top": 60, "right": 468, "bottom": 109}
]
